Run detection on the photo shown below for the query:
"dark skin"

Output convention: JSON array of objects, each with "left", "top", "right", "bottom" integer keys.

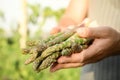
[
  {"left": 50, "top": 0, "right": 120, "bottom": 72},
  {"left": 50, "top": 26, "right": 120, "bottom": 72}
]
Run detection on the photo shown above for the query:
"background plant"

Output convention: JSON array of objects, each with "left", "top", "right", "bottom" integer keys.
[{"left": 0, "top": 2, "right": 80, "bottom": 80}]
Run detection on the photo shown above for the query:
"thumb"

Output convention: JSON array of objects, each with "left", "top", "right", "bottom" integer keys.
[
  {"left": 78, "top": 39, "right": 102, "bottom": 63},
  {"left": 76, "top": 27, "right": 110, "bottom": 38}
]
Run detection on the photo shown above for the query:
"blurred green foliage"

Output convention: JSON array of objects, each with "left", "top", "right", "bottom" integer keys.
[
  {"left": 0, "top": 10, "right": 4, "bottom": 20},
  {"left": 0, "top": 3, "right": 80, "bottom": 80}
]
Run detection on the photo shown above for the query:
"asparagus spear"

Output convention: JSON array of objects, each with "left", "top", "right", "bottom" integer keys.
[
  {"left": 23, "top": 30, "right": 75, "bottom": 64},
  {"left": 33, "top": 34, "right": 89, "bottom": 70},
  {"left": 34, "top": 52, "right": 60, "bottom": 72},
  {"left": 22, "top": 19, "right": 95, "bottom": 72}
]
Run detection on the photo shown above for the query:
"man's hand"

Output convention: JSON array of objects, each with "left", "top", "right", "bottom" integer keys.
[{"left": 50, "top": 26, "right": 120, "bottom": 72}]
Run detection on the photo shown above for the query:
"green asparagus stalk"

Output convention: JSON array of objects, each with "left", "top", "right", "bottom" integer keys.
[
  {"left": 41, "top": 34, "right": 88, "bottom": 57},
  {"left": 22, "top": 48, "right": 32, "bottom": 54},
  {"left": 24, "top": 48, "right": 38, "bottom": 64},
  {"left": 22, "top": 19, "right": 95, "bottom": 72},
  {"left": 22, "top": 32, "right": 64, "bottom": 54},
  {"left": 24, "top": 29, "right": 75, "bottom": 64},
  {"left": 34, "top": 52, "right": 60, "bottom": 72},
  {"left": 34, "top": 44, "right": 88, "bottom": 72},
  {"left": 61, "top": 48, "right": 73, "bottom": 56},
  {"left": 33, "top": 34, "right": 89, "bottom": 70},
  {"left": 61, "top": 44, "right": 88, "bottom": 56},
  {"left": 43, "top": 32, "right": 64, "bottom": 43},
  {"left": 26, "top": 40, "right": 40, "bottom": 47},
  {"left": 46, "top": 29, "right": 75, "bottom": 46}
]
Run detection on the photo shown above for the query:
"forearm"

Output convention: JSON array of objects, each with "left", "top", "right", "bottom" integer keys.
[{"left": 58, "top": 0, "right": 88, "bottom": 28}]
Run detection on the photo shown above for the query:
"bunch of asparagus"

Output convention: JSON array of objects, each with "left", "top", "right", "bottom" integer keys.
[{"left": 22, "top": 20, "right": 94, "bottom": 72}]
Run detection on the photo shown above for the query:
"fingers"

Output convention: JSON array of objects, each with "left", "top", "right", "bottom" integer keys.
[
  {"left": 50, "top": 27, "right": 61, "bottom": 34},
  {"left": 50, "top": 53, "right": 106, "bottom": 72},
  {"left": 58, "top": 53, "right": 82, "bottom": 63},
  {"left": 76, "top": 27, "right": 112, "bottom": 38},
  {"left": 58, "top": 39, "right": 105, "bottom": 64},
  {"left": 79, "top": 38, "right": 110, "bottom": 62},
  {"left": 50, "top": 40, "right": 108, "bottom": 72},
  {"left": 50, "top": 62, "right": 84, "bottom": 72}
]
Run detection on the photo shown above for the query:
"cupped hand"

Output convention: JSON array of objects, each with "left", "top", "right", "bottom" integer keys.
[
  {"left": 50, "top": 26, "right": 120, "bottom": 72},
  {"left": 50, "top": 16, "right": 77, "bottom": 34}
]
